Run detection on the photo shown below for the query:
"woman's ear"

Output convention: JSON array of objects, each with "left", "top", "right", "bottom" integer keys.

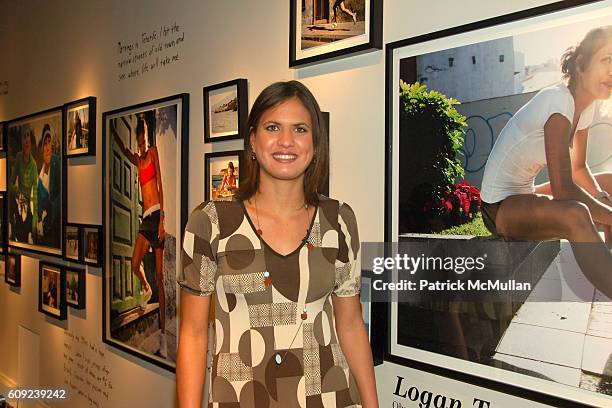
[{"left": 249, "top": 127, "right": 256, "bottom": 152}]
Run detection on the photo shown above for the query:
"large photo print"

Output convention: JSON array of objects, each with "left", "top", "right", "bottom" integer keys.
[
  {"left": 102, "top": 94, "right": 188, "bottom": 371},
  {"left": 387, "top": 2, "right": 612, "bottom": 406},
  {"left": 6, "top": 108, "right": 64, "bottom": 256}
]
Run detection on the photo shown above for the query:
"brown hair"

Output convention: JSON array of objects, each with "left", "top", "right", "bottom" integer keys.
[
  {"left": 235, "top": 81, "right": 328, "bottom": 206},
  {"left": 561, "top": 26, "right": 612, "bottom": 87}
]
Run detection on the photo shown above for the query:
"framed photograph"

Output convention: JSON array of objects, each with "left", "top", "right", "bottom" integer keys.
[
  {"left": 204, "top": 150, "right": 244, "bottom": 201},
  {"left": 203, "top": 79, "right": 248, "bottom": 143},
  {"left": 6, "top": 106, "right": 65, "bottom": 257},
  {"left": 63, "top": 223, "right": 81, "bottom": 262},
  {"left": 0, "top": 192, "right": 6, "bottom": 253},
  {"left": 66, "top": 267, "right": 85, "bottom": 309},
  {"left": 65, "top": 97, "right": 96, "bottom": 157},
  {"left": 38, "top": 262, "right": 66, "bottom": 320},
  {"left": 102, "top": 93, "right": 189, "bottom": 371},
  {"left": 384, "top": 1, "right": 612, "bottom": 406},
  {"left": 3, "top": 254, "right": 20, "bottom": 287},
  {"left": 290, "top": 0, "right": 383, "bottom": 67},
  {"left": 0, "top": 121, "right": 6, "bottom": 152},
  {"left": 82, "top": 225, "right": 102, "bottom": 267}
]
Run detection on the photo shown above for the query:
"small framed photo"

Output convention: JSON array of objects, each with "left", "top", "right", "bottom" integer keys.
[
  {"left": 203, "top": 79, "right": 248, "bottom": 143},
  {"left": 0, "top": 192, "right": 6, "bottom": 253},
  {"left": 290, "top": 0, "right": 383, "bottom": 67},
  {"left": 65, "top": 267, "right": 85, "bottom": 309},
  {"left": 82, "top": 225, "right": 102, "bottom": 267},
  {"left": 4, "top": 254, "right": 20, "bottom": 287},
  {"left": 204, "top": 150, "right": 244, "bottom": 201},
  {"left": 38, "top": 262, "right": 66, "bottom": 320},
  {"left": 63, "top": 223, "right": 81, "bottom": 262},
  {"left": 65, "top": 97, "right": 96, "bottom": 157}
]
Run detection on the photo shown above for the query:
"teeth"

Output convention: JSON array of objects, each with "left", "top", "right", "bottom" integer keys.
[{"left": 273, "top": 154, "right": 296, "bottom": 160}]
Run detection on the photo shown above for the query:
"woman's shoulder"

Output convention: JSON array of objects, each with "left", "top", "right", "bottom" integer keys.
[{"left": 317, "top": 194, "right": 358, "bottom": 223}]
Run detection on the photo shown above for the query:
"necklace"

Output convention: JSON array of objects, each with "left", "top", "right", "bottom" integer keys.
[
  {"left": 253, "top": 195, "right": 311, "bottom": 244},
  {"left": 275, "top": 307, "right": 308, "bottom": 365}
]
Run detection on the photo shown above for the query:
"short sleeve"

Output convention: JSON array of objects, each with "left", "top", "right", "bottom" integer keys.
[
  {"left": 178, "top": 201, "right": 219, "bottom": 296},
  {"left": 545, "top": 85, "right": 575, "bottom": 127},
  {"left": 333, "top": 202, "right": 361, "bottom": 297},
  {"left": 576, "top": 100, "right": 600, "bottom": 130}
]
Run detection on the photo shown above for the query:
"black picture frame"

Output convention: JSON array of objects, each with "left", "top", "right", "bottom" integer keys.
[
  {"left": 289, "top": 0, "right": 383, "bottom": 67},
  {"left": 383, "top": 1, "right": 610, "bottom": 407},
  {"left": 0, "top": 192, "right": 6, "bottom": 254},
  {"left": 203, "top": 79, "right": 248, "bottom": 143},
  {"left": 102, "top": 93, "right": 189, "bottom": 372},
  {"left": 6, "top": 106, "right": 66, "bottom": 258},
  {"left": 63, "top": 223, "right": 81, "bottom": 262},
  {"left": 0, "top": 121, "right": 6, "bottom": 152},
  {"left": 4, "top": 253, "right": 20, "bottom": 288},
  {"left": 38, "top": 261, "right": 66, "bottom": 320},
  {"left": 204, "top": 150, "right": 245, "bottom": 202},
  {"left": 81, "top": 224, "right": 102, "bottom": 267},
  {"left": 65, "top": 96, "right": 96, "bottom": 157},
  {"left": 65, "top": 267, "right": 86, "bottom": 309}
]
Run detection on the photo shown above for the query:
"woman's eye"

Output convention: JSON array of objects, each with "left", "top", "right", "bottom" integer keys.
[
  {"left": 602, "top": 56, "right": 612, "bottom": 64},
  {"left": 295, "top": 126, "right": 308, "bottom": 133},
  {"left": 265, "top": 124, "right": 279, "bottom": 131}
]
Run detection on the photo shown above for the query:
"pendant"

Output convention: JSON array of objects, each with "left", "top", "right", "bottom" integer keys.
[
  {"left": 275, "top": 353, "right": 283, "bottom": 365},
  {"left": 256, "top": 228, "right": 263, "bottom": 236},
  {"left": 307, "top": 242, "right": 315, "bottom": 251},
  {"left": 264, "top": 271, "right": 271, "bottom": 286},
  {"left": 301, "top": 308, "right": 308, "bottom": 321}
]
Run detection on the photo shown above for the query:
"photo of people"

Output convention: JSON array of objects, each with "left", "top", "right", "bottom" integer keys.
[
  {"left": 7, "top": 110, "right": 63, "bottom": 256},
  {"left": 66, "top": 268, "right": 82, "bottom": 307},
  {"left": 65, "top": 225, "right": 79, "bottom": 261},
  {"left": 393, "top": 13, "right": 612, "bottom": 400},
  {"left": 4, "top": 254, "right": 21, "bottom": 288},
  {"left": 208, "top": 86, "right": 239, "bottom": 138},
  {"left": 205, "top": 153, "right": 240, "bottom": 201},
  {"left": 83, "top": 227, "right": 99, "bottom": 265},
  {"left": 66, "top": 103, "right": 89, "bottom": 156},
  {"left": 106, "top": 96, "right": 186, "bottom": 368},
  {"left": 40, "top": 264, "right": 62, "bottom": 317},
  {"left": 299, "top": 0, "right": 366, "bottom": 50}
]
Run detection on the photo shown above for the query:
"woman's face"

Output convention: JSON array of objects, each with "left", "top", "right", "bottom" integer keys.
[
  {"left": 580, "top": 39, "right": 612, "bottom": 100},
  {"left": 227, "top": 166, "right": 234, "bottom": 176},
  {"left": 43, "top": 136, "right": 52, "bottom": 165},
  {"left": 250, "top": 97, "right": 314, "bottom": 184}
]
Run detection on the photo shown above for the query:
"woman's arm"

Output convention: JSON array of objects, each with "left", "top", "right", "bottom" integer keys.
[
  {"left": 332, "top": 295, "right": 378, "bottom": 407},
  {"left": 113, "top": 132, "right": 138, "bottom": 166},
  {"left": 176, "top": 290, "right": 211, "bottom": 408},
  {"left": 544, "top": 114, "right": 612, "bottom": 226},
  {"left": 152, "top": 147, "right": 165, "bottom": 240}
]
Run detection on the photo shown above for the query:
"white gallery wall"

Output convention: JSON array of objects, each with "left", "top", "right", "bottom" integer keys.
[{"left": 0, "top": 0, "right": 572, "bottom": 407}]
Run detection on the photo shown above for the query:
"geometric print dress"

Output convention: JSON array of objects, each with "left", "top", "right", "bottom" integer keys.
[{"left": 178, "top": 195, "right": 362, "bottom": 407}]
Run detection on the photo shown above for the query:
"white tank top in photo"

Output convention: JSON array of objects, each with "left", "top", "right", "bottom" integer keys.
[{"left": 480, "top": 83, "right": 599, "bottom": 203}]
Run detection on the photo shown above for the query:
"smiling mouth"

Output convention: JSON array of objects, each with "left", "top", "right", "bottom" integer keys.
[{"left": 272, "top": 153, "right": 298, "bottom": 162}]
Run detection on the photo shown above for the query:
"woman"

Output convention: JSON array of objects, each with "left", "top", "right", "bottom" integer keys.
[
  {"left": 332, "top": 0, "right": 357, "bottom": 28},
  {"left": 114, "top": 117, "right": 168, "bottom": 358},
  {"left": 36, "top": 124, "right": 61, "bottom": 247},
  {"left": 480, "top": 26, "right": 612, "bottom": 298},
  {"left": 177, "top": 81, "right": 377, "bottom": 407},
  {"left": 218, "top": 161, "right": 237, "bottom": 196}
]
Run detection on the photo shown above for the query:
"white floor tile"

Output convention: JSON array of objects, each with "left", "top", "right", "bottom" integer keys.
[
  {"left": 587, "top": 311, "right": 612, "bottom": 339},
  {"left": 581, "top": 335, "right": 612, "bottom": 376},
  {"left": 496, "top": 323, "right": 585, "bottom": 368},
  {"left": 513, "top": 301, "right": 591, "bottom": 333},
  {"left": 492, "top": 352, "right": 581, "bottom": 387}
]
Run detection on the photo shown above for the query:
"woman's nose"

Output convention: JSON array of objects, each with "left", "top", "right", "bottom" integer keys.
[{"left": 277, "top": 128, "right": 294, "bottom": 147}]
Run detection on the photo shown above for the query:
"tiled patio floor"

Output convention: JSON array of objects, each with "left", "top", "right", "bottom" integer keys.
[{"left": 493, "top": 241, "right": 612, "bottom": 394}]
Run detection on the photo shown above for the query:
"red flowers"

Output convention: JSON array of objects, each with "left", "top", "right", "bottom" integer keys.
[{"left": 437, "top": 181, "right": 481, "bottom": 223}]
